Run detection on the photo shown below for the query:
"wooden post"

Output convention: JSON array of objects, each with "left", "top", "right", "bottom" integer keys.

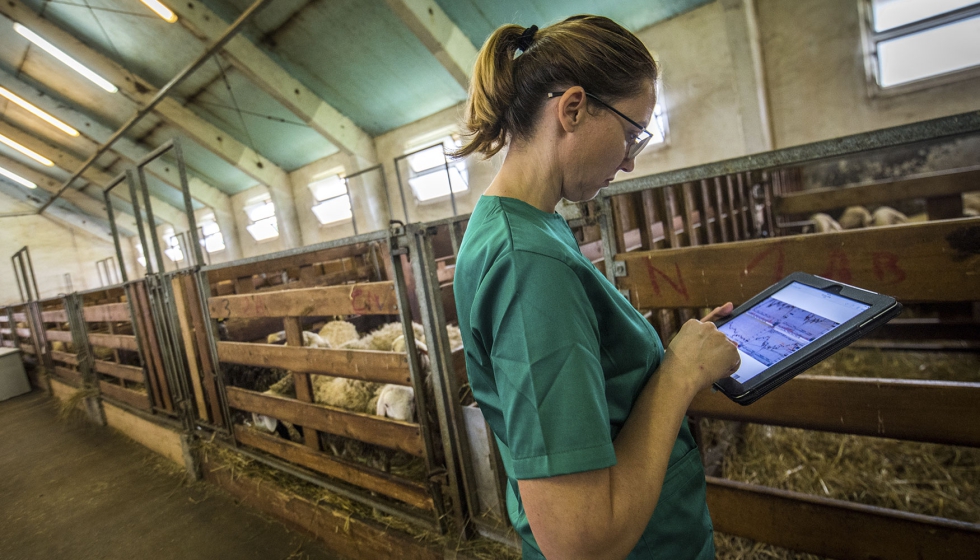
[{"left": 285, "top": 316, "right": 320, "bottom": 451}]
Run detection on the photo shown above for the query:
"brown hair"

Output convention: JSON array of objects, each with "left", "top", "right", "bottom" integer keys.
[{"left": 454, "top": 15, "right": 658, "bottom": 159}]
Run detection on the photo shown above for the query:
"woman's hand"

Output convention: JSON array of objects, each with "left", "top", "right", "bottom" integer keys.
[
  {"left": 661, "top": 317, "right": 740, "bottom": 397},
  {"left": 701, "top": 302, "right": 734, "bottom": 323}
]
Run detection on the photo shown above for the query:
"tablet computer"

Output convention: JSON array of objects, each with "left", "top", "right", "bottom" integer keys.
[{"left": 712, "top": 272, "right": 902, "bottom": 405}]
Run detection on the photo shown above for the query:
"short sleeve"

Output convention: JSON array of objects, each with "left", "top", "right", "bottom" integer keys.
[{"left": 472, "top": 250, "right": 616, "bottom": 480}]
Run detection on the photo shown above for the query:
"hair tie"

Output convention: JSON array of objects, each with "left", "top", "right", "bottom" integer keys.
[{"left": 516, "top": 25, "right": 538, "bottom": 53}]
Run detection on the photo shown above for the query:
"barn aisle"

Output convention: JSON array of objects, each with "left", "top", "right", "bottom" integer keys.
[{"left": 0, "top": 391, "right": 340, "bottom": 560}]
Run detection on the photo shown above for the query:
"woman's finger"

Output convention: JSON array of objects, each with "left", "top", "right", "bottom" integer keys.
[{"left": 701, "top": 302, "right": 734, "bottom": 323}]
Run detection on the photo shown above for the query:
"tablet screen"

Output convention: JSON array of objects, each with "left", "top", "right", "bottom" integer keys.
[{"left": 718, "top": 282, "right": 870, "bottom": 386}]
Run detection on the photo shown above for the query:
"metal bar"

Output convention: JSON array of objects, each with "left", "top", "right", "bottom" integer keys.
[
  {"left": 35, "top": 0, "right": 277, "bottom": 215},
  {"left": 136, "top": 166, "right": 167, "bottom": 275},
  {"left": 128, "top": 173, "right": 154, "bottom": 276},
  {"left": 170, "top": 141, "right": 204, "bottom": 267},
  {"left": 11, "top": 253, "right": 25, "bottom": 302},
  {"left": 393, "top": 154, "right": 411, "bottom": 222},
  {"left": 602, "top": 110, "right": 980, "bottom": 198},
  {"left": 24, "top": 247, "right": 39, "bottom": 301},
  {"left": 872, "top": 4, "right": 980, "bottom": 43},
  {"left": 387, "top": 225, "right": 447, "bottom": 532},
  {"left": 442, "top": 142, "right": 458, "bottom": 217},
  {"left": 103, "top": 175, "right": 129, "bottom": 282},
  {"left": 343, "top": 177, "right": 359, "bottom": 235},
  {"left": 194, "top": 268, "right": 235, "bottom": 432},
  {"left": 597, "top": 195, "right": 618, "bottom": 284}
]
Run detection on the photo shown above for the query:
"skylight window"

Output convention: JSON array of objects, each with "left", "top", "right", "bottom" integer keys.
[
  {"left": 406, "top": 137, "right": 468, "bottom": 203},
  {"left": 197, "top": 212, "right": 225, "bottom": 253},
  {"left": 864, "top": 0, "right": 980, "bottom": 90},
  {"left": 163, "top": 227, "right": 184, "bottom": 262},
  {"left": 308, "top": 172, "right": 353, "bottom": 226},
  {"left": 243, "top": 194, "right": 279, "bottom": 241}
]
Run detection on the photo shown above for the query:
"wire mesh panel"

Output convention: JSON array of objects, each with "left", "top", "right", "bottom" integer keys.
[{"left": 193, "top": 231, "right": 455, "bottom": 531}]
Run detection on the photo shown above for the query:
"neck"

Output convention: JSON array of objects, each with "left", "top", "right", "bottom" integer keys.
[{"left": 483, "top": 138, "right": 562, "bottom": 213}]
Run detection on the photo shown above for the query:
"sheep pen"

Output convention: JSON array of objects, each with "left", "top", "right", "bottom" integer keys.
[{"left": 710, "top": 347, "right": 980, "bottom": 559}]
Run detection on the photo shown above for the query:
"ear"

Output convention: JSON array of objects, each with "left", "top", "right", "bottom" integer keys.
[{"left": 556, "top": 87, "right": 587, "bottom": 134}]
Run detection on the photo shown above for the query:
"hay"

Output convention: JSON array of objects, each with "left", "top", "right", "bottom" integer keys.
[
  {"left": 806, "top": 348, "right": 979, "bottom": 382},
  {"left": 55, "top": 386, "right": 98, "bottom": 420},
  {"left": 200, "top": 441, "right": 520, "bottom": 559}
]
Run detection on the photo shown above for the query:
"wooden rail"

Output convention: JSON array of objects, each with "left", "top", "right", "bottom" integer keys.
[
  {"left": 775, "top": 169, "right": 980, "bottom": 215},
  {"left": 53, "top": 366, "right": 82, "bottom": 386},
  {"left": 82, "top": 303, "right": 131, "bottom": 323},
  {"left": 45, "top": 330, "right": 73, "bottom": 343},
  {"left": 216, "top": 342, "right": 412, "bottom": 385},
  {"left": 689, "top": 375, "right": 980, "bottom": 448},
  {"left": 707, "top": 477, "right": 980, "bottom": 559},
  {"left": 40, "top": 309, "right": 67, "bottom": 322},
  {"left": 206, "top": 242, "right": 376, "bottom": 283},
  {"left": 208, "top": 282, "right": 399, "bottom": 319},
  {"left": 98, "top": 380, "right": 152, "bottom": 411},
  {"left": 617, "top": 218, "right": 980, "bottom": 308},
  {"left": 15, "top": 328, "right": 31, "bottom": 338},
  {"left": 87, "top": 333, "right": 139, "bottom": 352},
  {"left": 50, "top": 351, "right": 78, "bottom": 365},
  {"left": 234, "top": 426, "right": 434, "bottom": 511},
  {"left": 93, "top": 360, "right": 145, "bottom": 384},
  {"left": 225, "top": 387, "right": 424, "bottom": 457},
  {"left": 18, "top": 344, "right": 35, "bottom": 355}
]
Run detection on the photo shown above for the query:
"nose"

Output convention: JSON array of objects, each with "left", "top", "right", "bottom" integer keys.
[{"left": 619, "top": 155, "right": 636, "bottom": 174}]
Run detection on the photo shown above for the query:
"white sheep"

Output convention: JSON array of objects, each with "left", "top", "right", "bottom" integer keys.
[
  {"left": 375, "top": 384, "right": 415, "bottom": 422},
  {"left": 265, "top": 330, "right": 330, "bottom": 348},
  {"left": 806, "top": 213, "right": 842, "bottom": 234},
  {"left": 962, "top": 192, "right": 979, "bottom": 216},
  {"left": 839, "top": 206, "right": 872, "bottom": 229},
  {"left": 870, "top": 206, "right": 908, "bottom": 227},
  {"left": 318, "top": 320, "right": 359, "bottom": 348}
]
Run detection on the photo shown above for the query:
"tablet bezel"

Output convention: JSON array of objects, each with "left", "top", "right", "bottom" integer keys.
[{"left": 712, "top": 272, "right": 902, "bottom": 405}]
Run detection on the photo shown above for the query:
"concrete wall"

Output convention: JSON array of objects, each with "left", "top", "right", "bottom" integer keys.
[{"left": 0, "top": 197, "right": 138, "bottom": 303}]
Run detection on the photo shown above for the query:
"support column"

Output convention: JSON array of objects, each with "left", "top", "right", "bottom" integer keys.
[{"left": 722, "top": 0, "right": 775, "bottom": 153}]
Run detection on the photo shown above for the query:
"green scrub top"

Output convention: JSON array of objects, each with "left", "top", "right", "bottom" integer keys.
[{"left": 454, "top": 196, "right": 714, "bottom": 559}]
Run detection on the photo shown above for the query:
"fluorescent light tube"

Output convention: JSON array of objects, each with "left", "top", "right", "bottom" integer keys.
[
  {"left": 139, "top": 0, "right": 178, "bottom": 23},
  {"left": 14, "top": 24, "right": 119, "bottom": 93},
  {"left": 0, "top": 165, "right": 37, "bottom": 189},
  {"left": 0, "top": 87, "right": 80, "bottom": 137},
  {"left": 0, "top": 133, "right": 55, "bottom": 167}
]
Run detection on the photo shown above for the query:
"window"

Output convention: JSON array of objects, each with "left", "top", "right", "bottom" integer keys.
[
  {"left": 862, "top": 0, "right": 980, "bottom": 91},
  {"left": 243, "top": 193, "right": 279, "bottom": 241},
  {"left": 197, "top": 212, "right": 226, "bottom": 253},
  {"left": 163, "top": 227, "right": 184, "bottom": 262},
  {"left": 406, "top": 136, "right": 468, "bottom": 203},
  {"left": 135, "top": 243, "right": 146, "bottom": 268},
  {"left": 648, "top": 82, "right": 669, "bottom": 148},
  {"left": 308, "top": 171, "right": 353, "bottom": 226}
]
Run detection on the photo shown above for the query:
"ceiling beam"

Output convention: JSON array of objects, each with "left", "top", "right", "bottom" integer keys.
[
  {"left": 0, "top": 0, "right": 300, "bottom": 248},
  {"left": 0, "top": 153, "right": 138, "bottom": 235},
  {"left": 0, "top": 121, "right": 188, "bottom": 229},
  {"left": 383, "top": 0, "right": 478, "bottom": 91},
  {"left": 171, "top": 1, "right": 377, "bottom": 165},
  {"left": 0, "top": 182, "right": 115, "bottom": 243}
]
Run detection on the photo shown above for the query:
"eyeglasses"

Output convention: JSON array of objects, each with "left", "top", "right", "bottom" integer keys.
[{"left": 547, "top": 90, "right": 653, "bottom": 160}]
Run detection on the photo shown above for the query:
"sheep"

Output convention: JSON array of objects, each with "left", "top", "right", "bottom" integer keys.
[
  {"left": 963, "top": 192, "right": 979, "bottom": 216},
  {"left": 375, "top": 384, "right": 415, "bottom": 422},
  {"left": 265, "top": 330, "right": 330, "bottom": 348},
  {"left": 318, "top": 320, "right": 359, "bottom": 348},
  {"left": 805, "top": 213, "right": 842, "bottom": 234},
  {"left": 870, "top": 206, "right": 908, "bottom": 227},
  {"left": 839, "top": 206, "right": 872, "bottom": 229}
]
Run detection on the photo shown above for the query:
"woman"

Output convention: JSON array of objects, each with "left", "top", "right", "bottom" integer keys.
[{"left": 452, "top": 16, "right": 740, "bottom": 559}]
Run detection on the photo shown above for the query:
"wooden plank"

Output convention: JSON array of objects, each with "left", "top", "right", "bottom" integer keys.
[
  {"left": 53, "top": 366, "right": 82, "bottom": 386},
  {"left": 102, "top": 402, "right": 184, "bottom": 466},
  {"left": 129, "top": 282, "right": 164, "bottom": 411},
  {"left": 18, "top": 343, "right": 35, "bottom": 355},
  {"left": 689, "top": 375, "right": 980, "bottom": 448},
  {"left": 208, "top": 282, "right": 399, "bottom": 319},
  {"left": 82, "top": 302, "right": 131, "bottom": 323},
  {"left": 0, "top": 328, "right": 10, "bottom": 335},
  {"left": 182, "top": 275, "right": 224, "bottom": 427},
  {"left": 15, "top": 328, "right": 31, "bottom": 338},
  {"left": 99, "top": 380, "right": 152, "bottom": 411},
  {"left": 225, "top": 387, "right": 424, "bottom": 456},
  {"left": 12, "top": 312, "right": 27, "bottom": 322},
  {"left": 50, "top": 351, "right": 78, "bottom": 365},
  {"left": 234, "top": 426, "right": 434, "bottom": 511},
  {"left": 87, "top": 333, "right": 139, "bottom": 351},
  {"left": 706, "top": 477, "right": 980, "bottom": 560},
  {"left": 618, "top": 217, "right": 980, "bottom": 309},
  {"left": 45, "top": 329, "right": 73, "bottom": 343},
  {"left": 172, "top": 276, "right": 208, "bottom": 422},
  {"left": 132, "top": 282, "right": 173, "bottom": 412},
  {"left": 698, "top": 180, "right": 717, "bottom": 244},
  {"left": 775, "top": 168, "right": 980, "bottom": 215},
  {"left": 205, "top": 242, "right": 376, "bottom": 284},
  {"left": 202, "top": 460, "right": 444, "bottom": 560},
  {"left": 713, "top": 178, "right": 730, "bottom": 243},
  {"left": 216, "top": 342, "right": 411, "bottom": 385},
  {"left": 286, "top": 316, "right": 320, "bottom": 452},
  {"left": 93, "top": 360, "right": 145, "bottom": 384},
  {"left": 40, "top": 309, "right": 67, "bottom": 322}
]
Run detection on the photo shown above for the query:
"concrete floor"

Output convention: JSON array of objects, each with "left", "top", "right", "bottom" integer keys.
[{"left": 0, "top": 391, "right": 341, "bottom": 560}]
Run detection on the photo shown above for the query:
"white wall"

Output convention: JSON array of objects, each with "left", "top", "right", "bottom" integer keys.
[{"left": 0, "top": 196, "right": 138, "bottom": 303}]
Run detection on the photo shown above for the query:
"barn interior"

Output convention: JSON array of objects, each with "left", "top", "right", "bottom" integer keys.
[{"left": 0, "top": 0, "right": 978, "bottom": 558}]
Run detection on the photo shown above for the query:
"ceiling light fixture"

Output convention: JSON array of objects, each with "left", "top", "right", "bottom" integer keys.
[
  {"left": 0, "top": 165, "right": 38, "bottom": 189},
  {"left": 139, "top": 0, "right": 178, "bottom": 23},
  {"left": 0, "top": 87, "right": 80, "bottom": 137},
  {"left": 0, "top": 133, "right": 55, "bottom": 167},
  {"left": 13, "top": 23, "right": 119, "bottom": 93}
]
